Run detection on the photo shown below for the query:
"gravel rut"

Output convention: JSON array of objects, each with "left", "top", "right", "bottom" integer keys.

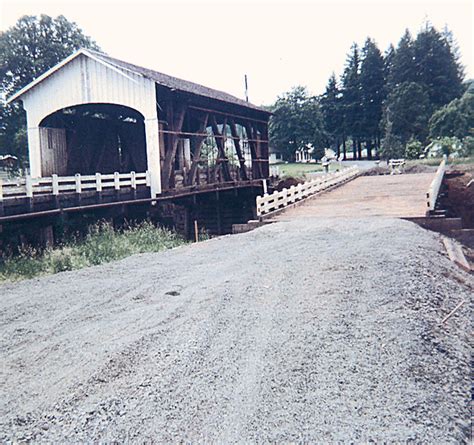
[{"left": 0, "top": 218, "right": 472, "bottom": 442}]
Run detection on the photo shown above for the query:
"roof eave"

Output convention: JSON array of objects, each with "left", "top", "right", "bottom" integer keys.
[{"left": 6, "top": 49, "right": 87, "bottom": 104}]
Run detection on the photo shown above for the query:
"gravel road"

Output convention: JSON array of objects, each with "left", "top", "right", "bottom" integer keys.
[{"left": 0, "top": 218, "right": 472, "bottom": 442}]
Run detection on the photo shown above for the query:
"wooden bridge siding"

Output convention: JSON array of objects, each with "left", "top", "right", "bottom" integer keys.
[{"left": 271, "top": 173, "right": 435, "bottom": 220}]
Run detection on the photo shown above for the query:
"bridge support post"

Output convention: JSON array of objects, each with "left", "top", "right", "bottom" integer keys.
[
  {"left": 27, "top": 127, "right": 42, "bottom": 177},
  {"left": 144, "top": 116, "right": 162, "bottom": 199}
]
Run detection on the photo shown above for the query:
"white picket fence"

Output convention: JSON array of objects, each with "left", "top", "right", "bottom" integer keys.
[
  {"left": 256, "top": 166, "right": 359, "bottom": 216},
  {"left": 426, "top": 156, "right": 447, "bottom": 211},
  {"left": 0, "top": 171, "right": 150, "bottom": 201}
]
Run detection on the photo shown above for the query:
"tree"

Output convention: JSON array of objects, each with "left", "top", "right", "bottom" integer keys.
[
  {"left": 269, "top": 86, "right": 327, "bottom": 161},
  {"left": 360, "top": 38, "right": 385, "bottom": 158},
  {"left": 341, "top": 43, "right": 363, "bottom": 159},
  {"left": 380, "top": 118, "right": 404, "bottom": 160},
  {"left": 412, "top": 25, "right": 464, "bottom": 108},
  {"left": 386, "top": 30, "right": 417, "bottom": 91},
  {"left": 0, "top": 15, "right": 99, "bottom": 165},
  {"left": 383, "top": 82, "right": 432, "bottom": 145},
  {"left": 429, "top": 89, "right": 474, "bottom": 139},
  {"left": 321, "top": 73, "right": 344, "bottom": 157}
]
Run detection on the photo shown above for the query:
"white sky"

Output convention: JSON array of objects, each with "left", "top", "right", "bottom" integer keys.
[{"left": 1, "top": 0, "right": 473, "bottom": 106}]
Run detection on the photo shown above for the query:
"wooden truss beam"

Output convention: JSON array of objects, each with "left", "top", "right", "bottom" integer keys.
[
  {"left": 186, "top": 113, "right": 209, "bottom": 186},
  {"left": 210, "top": 114, "right": 232, "bottom": 182},
  {"left": 229, "top": 119, "right": 248, "bottom": 181},
  {"left": 243, "top": 122, "right": 262, "bottom": 179},
  {"left": 161, "top": 104, "right": 187, "bottom": 189}
]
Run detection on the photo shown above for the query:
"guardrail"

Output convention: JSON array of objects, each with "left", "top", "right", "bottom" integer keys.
[
  {"left": 256, "top": 166, "right": 359, "bottom": 217},
  {"left": 0, "top": 171, "right": 150, "bottom": 201},
  {"left": 426, "top": 157, "right": 447, "bottom": 212}
]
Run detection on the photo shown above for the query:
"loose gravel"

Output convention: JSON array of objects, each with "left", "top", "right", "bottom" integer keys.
[{"left": 0, "top": 218, "right": 472, "bottom": 443}]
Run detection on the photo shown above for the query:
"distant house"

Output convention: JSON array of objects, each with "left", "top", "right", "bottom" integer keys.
[{"left": 295, "top": 144, "right": 316, "bottom": 163}]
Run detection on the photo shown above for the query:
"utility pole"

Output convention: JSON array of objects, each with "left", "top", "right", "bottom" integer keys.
[{"left": 244, "top": 74, "right": 248, "bottom": 102}]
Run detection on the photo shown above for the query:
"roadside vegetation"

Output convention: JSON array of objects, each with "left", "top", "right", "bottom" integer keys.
[
  {"left": 0, "top": 221, "right": 186, "bottom": 282},
  {"left": 274, "top": 162, "right": 324, "bottom": 178}
]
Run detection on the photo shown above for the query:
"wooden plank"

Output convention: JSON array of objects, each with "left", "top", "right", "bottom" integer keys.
[
  {"left": 427, "top": 157, "right": 446, "bottom": 211},
  {"left": 442, "top": 237, "right": 471, "bottom": 272},
  {"left": 441, "top": 300, "right": 466, "bottom": 324}
]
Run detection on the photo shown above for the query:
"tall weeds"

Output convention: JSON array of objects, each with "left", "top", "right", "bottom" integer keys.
[{"left": 0, "top": 220, "right": 186, "bottom": 282}]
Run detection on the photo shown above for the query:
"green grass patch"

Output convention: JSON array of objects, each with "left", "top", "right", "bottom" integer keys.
[
  {"left": 405, "top": 156, "right": 474, "bottom": 167},
  {"left": 274, "top": 162, "right": 325, "bottom": 178},
  {"left": 0, "top": 220, "right": 186, "bottom": 282}
]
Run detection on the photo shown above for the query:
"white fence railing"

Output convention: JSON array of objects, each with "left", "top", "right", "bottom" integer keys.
[
  {"left": 426, "top": 157, "right": 447, "bottom": 211},
  {"left": 256, "top": 166, "right": 359, "bottom": 216},
  {"left": 0, "top": 171, "right": 150, "bottom": 201}
]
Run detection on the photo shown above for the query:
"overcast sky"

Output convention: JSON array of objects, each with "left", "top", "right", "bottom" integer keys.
[{"left": 1, "top": 0, "right": 472, "bottom": 105}]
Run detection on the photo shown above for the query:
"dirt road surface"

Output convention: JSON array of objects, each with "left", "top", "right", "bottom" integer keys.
[
  {"left": 271, "top": 173, "right": 434, "bottom": 220},
  {"left": 1, "top": 218, "right": 472, "bottom": 442}
]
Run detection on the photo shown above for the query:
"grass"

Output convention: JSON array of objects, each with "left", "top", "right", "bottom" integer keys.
[
  {"left": 273, "top": 162, "right": 325, "bottom": 178},
  {"left": 0, "top": 220, "right": 187, "bottom": 282}
]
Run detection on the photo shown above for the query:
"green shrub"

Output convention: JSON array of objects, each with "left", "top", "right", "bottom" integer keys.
[
  {"left": 0, "top": 220, "right": 186, "bottom": 282},
  {"left": 426, "top": 136, "right": 469, "bottom": 158},
  {"left": 405, "top": 138, "right": 423, "bottom": 159}
]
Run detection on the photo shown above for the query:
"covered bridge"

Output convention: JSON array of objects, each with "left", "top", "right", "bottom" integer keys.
[{"left": 7, "top": 49, "right": 270, "bottom": 199}]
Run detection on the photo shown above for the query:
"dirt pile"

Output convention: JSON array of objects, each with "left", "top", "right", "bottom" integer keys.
[{"left": 444, "top": 169, "right": 474, "bottom": 227}]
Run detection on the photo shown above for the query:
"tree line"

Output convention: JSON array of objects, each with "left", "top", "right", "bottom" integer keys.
[{"left": 270, "top": 24, "right": 473, "bottom": 161}]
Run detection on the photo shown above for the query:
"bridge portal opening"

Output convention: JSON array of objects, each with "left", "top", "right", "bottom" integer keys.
[{"left": 38, "top": 103, "right": 147, "bottom": 176}]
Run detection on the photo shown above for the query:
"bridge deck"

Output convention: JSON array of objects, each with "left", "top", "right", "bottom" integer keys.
[{"left": 271, "top": 173, "right": 434, "bottom": 220}]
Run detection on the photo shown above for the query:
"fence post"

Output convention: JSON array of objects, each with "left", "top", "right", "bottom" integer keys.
[
  {"left": 75, "top": 173, "right": 81, "bottom": 194},
  {"left": 130, "top": 171, "right": 137, "bottom": 199},
  {"left": 0, "top": 178, "right": 3, "bottom": 216},
  {"left": 95, "top": 173, "right": 102, "bottom": 203},
  {"left": 25, "top": 175, "right": 33, "bottom": 211},
  {"left": 25, "top": 175, "right": 33, "bottom": 198},
  {"left": 52, "top": 174, "right": 59, "bottom": 195},
  {"left": 52, "top": 174, "right": 59, "bottom": 208},
  {"left": 95, "top": 173, "right": 102, "bottom": 192},
  {"left": 114, "top": 172, "right": 120, "bottom": 191},
  {"left": 74, "top": 173, "right": 81, "bottom": 205},
  {"left": 145, "top": 170, "right": 151, "bottom": 187}
]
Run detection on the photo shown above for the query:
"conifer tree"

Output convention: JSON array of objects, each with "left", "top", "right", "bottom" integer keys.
[
  {"left": 341, "top": 43, "right": 363, "bottom": 159},
  {"left": 360, "top": 38, "right": 385, "bottom": 158},
  {"left": 321, "top": 73, "right": 344, "bottom": 157},
  {"left": 386, "top": 30, "right": 416, "bottom": 91},
  {"left": 413, "top": 25, "right": 464, "bottom": 108}
]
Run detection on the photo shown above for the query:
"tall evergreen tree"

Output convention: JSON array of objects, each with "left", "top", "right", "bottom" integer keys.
[
  {"left": 341, "top": 43, "right": 363, "bottom": 159},
  {"left": 383, "top": 82, "right": 432, "bottom": 145},
  {"left": 386, "top": 30, "right": 416, "bottom": 91},
  {"left": 321, "top": 73, "right": 344, "bottom": 158},
  {"left": 413, "top": 25, "right": 464, "bottom": 108},
  {"left": 360, "top": 38, "right": 385, "bottom": 158}
]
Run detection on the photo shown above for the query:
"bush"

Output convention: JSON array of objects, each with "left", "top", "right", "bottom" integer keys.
[
  {"left": 380, "top": 132, "right": 404, "bottom": 160},
  {"left": 0, "top": 220, "right": 186, "bottom": 281},
  {"left": 425, "top": 136, "right": 469, "bottom": 158},
  {"left": 462, "top": 136, "right": 474, "bottom": 156},
  {"left": 405, "top": 138, "right": 423, "bottom": 159}
]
